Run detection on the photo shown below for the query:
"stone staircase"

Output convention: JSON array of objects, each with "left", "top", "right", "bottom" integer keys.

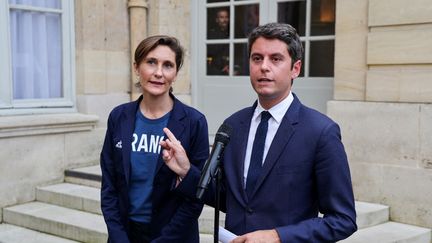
[{"left": 1, "top": 165, "right": 431, "bottom": 243}]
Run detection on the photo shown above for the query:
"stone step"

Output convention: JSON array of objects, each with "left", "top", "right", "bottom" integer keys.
[
  {"left": 200, "top": 233, "right": 214, "bottom": 243},
  {"left": 65, "top": 165, "right": 101, "bottom": 188},
  {"left": 3, "top": 201, "right": 107, "bottom": 243},
  {"left": 341, "top": 222, "right": 431, "bottom": 243},
  {"left": 35, "top": 182, "right": 224, "bottom": 234},
  {"left": 0, "top": 203, "right": 213, "bottom": 243},
  {"left": 0, "top": 223, "right": 79, "bottom": 243},
  {"left": 37, "top": 183, "right": 101, "bottom": 215},
  {"left": 198, "top": 201, "right": 389, "bottom": 234},
  {"left": 355, "top": 201, "right": 389, "bottom": 229},
  {"left": 198, "top": 222, "right": 432, "bottom": 243},
  {"left": 199, "top": 205, "right": 226, "bottom": 234},
  {"left": 59, "top": 166, "right": 392, "bottom": 231},
  {"left": 4, "top": 182, "right": 428, "bottom": 243}
]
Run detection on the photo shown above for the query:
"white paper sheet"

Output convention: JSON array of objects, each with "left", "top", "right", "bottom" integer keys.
[{"left": 218, "top": 226, "right": 237, "bottom": 243}]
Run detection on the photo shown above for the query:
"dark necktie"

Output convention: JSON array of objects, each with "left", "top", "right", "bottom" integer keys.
[{"left": 246, "top": 111, "right": 271, "bottom": 199}]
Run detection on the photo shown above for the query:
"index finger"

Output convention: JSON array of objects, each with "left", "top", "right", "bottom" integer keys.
[
  {"left": 163, "top": 127, "right": 178, "bottom": 143},
  {"left": 230, "top": 236, "right": 245, "bottom": 243}
]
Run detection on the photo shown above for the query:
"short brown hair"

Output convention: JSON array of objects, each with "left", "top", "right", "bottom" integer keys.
[{"left": 134, "top": 35, "right": 184, "bottom": 72}]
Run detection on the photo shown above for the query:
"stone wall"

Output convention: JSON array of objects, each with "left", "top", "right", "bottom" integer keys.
[
  {"left": 0, "top": 114, "right": 102, "bottom": 222},
  {"left": 0, "top": 0, "right": 131, "bottom": 222},
  {"left": 330, "top": 0, "right": 432, "bottom": 228},
  {"left": 75, "top": 0, "right": 131, "bottom": 125},
  {"left": 148, "top": 0, "right": 192, "bottom": 104},
  {"left": 328, "top": 101, "right": 432, "bottom": 227}
]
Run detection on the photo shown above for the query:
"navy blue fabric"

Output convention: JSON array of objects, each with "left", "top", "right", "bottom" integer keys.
[
  {"left": 177, "top": 93, "right": 357, "bottom": 243},
  {"left": 246, "top": 111, "right": 271, "bottom": 199},
  {"left": 128, "top": 220, "right": 151, "bottom": 243},
  {"left": 128, "top": 111, "right": 170, "bottom": 223},
  {"left": 100, "top": 94, "right": 209, "bottom": 243}
]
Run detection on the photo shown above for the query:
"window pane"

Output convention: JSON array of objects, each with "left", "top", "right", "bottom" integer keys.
[
  {"left": 234, "top": 43, "right": 249, "bottom": 76},
  {"left": 309, "top": 40, "right": 334, "bottom": 77},
  {"left": 9, "top": 0, "right": 61, "bottom": 9},
  {"left": 207, "top": 7, "right": 230, "bottom": 39},
  {"left": 234, "top": 4, "right": 259, "bottom": 38},
  {"left": 207, "top": 44, "right": 229, "bottom": 75},
  {"left": 311, "top": 0, "right": 335, "bottom": 35},
  {"left": 10, "top": 9, "right": 63, "bottom": 99},
  {"left": 277, "top": 1, "right": 306, "bottom": 36}
]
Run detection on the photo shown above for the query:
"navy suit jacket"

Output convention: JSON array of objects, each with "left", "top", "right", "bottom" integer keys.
[
  {"left": 179, "top": 93, "right": 357, "bottom": 242},
  {"left": 100, "top": 94, "right": 209, "bottom": 243}
]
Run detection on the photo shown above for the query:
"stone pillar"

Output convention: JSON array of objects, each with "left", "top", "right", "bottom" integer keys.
[{"left": 128, "top": 0, "right": 148, "bottom": 100}]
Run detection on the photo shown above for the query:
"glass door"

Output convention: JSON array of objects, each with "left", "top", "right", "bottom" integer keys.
[
  {"left": 196, "top": 0, "right": 263, "bottom": 135},
  {"left": 269, "top": 0, "right": 335, "bottom": 113},
  {"left": 194, "top": 0, "right": 335, "bottom": 136}
]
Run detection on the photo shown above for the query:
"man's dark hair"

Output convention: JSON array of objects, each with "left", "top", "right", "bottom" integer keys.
[{"left": 248, "top": 23, "right": 303, "bottom": 68}]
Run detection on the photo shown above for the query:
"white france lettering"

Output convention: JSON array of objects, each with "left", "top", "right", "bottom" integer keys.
[
  {"left": 131, "top": 133, "right": 138, "bottom": 152},
  {"left": 149, "top": 135, "right": 161, "bottom": 153},
  {"left": 157, "top": 136, "right": 165, "bottom": 154},
  {"left": 137, "top": 134, "right": 148, "bottom": 152}
]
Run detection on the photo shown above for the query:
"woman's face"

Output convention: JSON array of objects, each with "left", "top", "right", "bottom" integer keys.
[{"left": 135, "top": 45, "right": 177, "bottom": 98}]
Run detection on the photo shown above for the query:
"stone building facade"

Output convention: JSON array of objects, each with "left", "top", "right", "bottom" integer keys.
[{"left": 328, "top": 0, "right": 432, "bottom": 229}]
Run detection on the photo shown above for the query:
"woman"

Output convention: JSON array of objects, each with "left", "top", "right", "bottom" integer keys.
[{"left": 100, "top": 35, "right": 209, "bottom": 243}]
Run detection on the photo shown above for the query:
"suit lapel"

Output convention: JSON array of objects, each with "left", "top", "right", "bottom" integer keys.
[
  {"left": 250, "top": 94, "right": 302, "bottom": 198},
  {"left": 237, "top": 114, "right": 253, "bottom": 200},
  {"left": 226, "top": 104, "right": 255, "bottom": 202},
  {"left": 120, "top": 97, "right": 142, "bottom": 186}
]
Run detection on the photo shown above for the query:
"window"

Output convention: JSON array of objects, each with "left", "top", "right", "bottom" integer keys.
[
  {"left": 0, "top": 0, "right": 75, "bottom": 114},
  {"left": 204, "top": 0, "right": 335, "bottom": 77},
  {"left": 276, "top": 0, "right": 335, "bottom": 77},
  {"left": 205, "top": 0, "right": 260, "bottom": 76},
  {"left": 195, "top": 0, "right": 336, "bottom": 135}
]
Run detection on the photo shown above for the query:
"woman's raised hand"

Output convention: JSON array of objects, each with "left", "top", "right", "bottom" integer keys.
[{"left": 160, "top": 127, "right": 191, "bottom": 178}]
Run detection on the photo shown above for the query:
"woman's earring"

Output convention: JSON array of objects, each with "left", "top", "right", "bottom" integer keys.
[{"left": 136, "top": 75, "right": 140, "bottom": 83}]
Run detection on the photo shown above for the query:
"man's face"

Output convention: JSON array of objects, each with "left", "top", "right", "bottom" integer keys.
[
  {"left": 215, "top": 10, "right": 229, "bottom": 30},
  {"left": 249, "top": 37, "right": 301, "bottom": 106}
]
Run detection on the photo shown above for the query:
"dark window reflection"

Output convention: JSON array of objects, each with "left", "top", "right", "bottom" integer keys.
[
  {"left": 310, "top": 40, "right": 334, "bottom": 77},
  {"left": 234, "top": 43, "right": 249, "bottom": 76},
  {"left": 311, "top": 0, "right": 335, "bottom": 35},
  {"left": 207, "top": 7, "right": 230, "bottom": 39},
  {"left": 234, "top": 4, "right": 259, "bottom": 39},
  {"left": 207, "top": 0, "right": 228, "bottom": 3},
  {"left": 207, "top": 44, "right": 229, "bottom": 75},
  {"left": 277, "top": 1, "right": 306, "bottom": 36}
]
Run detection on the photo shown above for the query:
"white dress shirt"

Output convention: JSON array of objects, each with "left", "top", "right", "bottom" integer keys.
[{"left": 243, "top": 92, "right": 294, "bottom": 187}]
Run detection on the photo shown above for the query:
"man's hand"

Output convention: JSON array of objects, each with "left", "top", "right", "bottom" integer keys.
[
  {"left": 230, "top": 229, "right": 281, "bottom": 243},
  {"left": 160, "top": 127, "right": 191, "bottom": 178}
]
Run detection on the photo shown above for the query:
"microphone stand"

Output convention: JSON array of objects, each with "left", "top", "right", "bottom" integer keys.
[{"left": 213, "top": 159, "right": 222, "bottom": 243}]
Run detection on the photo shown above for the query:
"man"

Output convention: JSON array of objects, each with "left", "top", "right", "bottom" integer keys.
[
  {"left": 207, "top": 8, "right": 230, "bottom": 75},
  {"left": 161, "top": 23, "right": 357, "bottom": 242},
  {"left": 208, "top": 8, "right": 229, "bottom": 39}
]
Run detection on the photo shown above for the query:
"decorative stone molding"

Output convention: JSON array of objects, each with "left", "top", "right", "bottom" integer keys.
[
  {"left": 0, "top": 113, "right": 98, "bottom": 138},
  {"left": 128, "top": 0, "right": 148, "bottom": 8}
]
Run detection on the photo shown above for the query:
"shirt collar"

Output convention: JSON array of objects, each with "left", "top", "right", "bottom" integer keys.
[{"left": 253, "top": 92, "right": 294, "bottom": 124}]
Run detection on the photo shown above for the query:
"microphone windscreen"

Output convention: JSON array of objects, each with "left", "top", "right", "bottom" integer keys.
[{"left": 215, "top": 123, "right": 232, "bottom": 145}]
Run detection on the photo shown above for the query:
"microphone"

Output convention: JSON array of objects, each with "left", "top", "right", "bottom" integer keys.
[{"left": 196, "top": 123, "right": 232, "bottom": 200}]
